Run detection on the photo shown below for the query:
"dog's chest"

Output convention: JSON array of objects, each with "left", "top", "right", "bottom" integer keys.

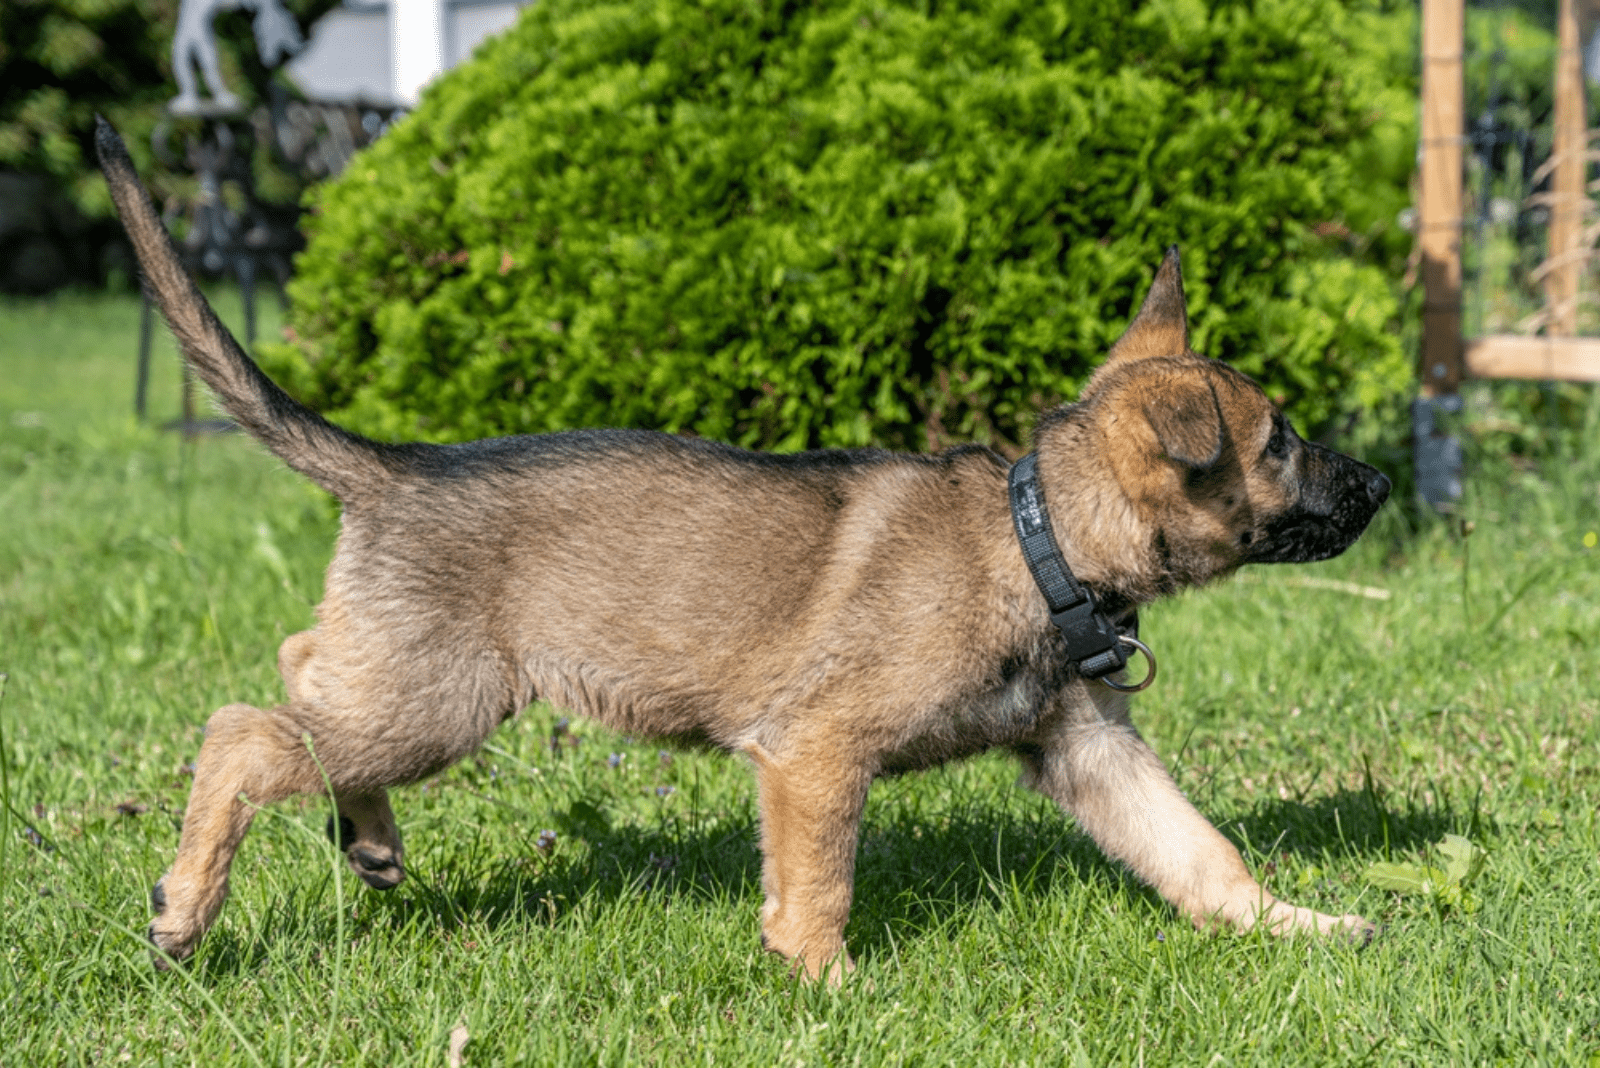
[{"left": 879, "top": 648, "right": 1069, "bottom": 774}]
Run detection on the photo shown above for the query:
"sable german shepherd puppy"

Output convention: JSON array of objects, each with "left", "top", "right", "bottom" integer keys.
[{"left": 97, "top": 119, "right": 1388, "bottom": 981}]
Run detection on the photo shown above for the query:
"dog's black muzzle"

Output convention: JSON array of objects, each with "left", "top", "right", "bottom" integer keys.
[{"left": 1250, "top": 443, "right": 1390, "bottom": 564}]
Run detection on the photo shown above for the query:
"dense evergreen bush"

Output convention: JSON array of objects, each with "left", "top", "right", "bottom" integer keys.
[{"left": 264, "top": 0, "right": 1418, "bottom": 452}]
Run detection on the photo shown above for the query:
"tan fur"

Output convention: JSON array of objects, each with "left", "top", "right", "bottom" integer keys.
[{"left": 96, "top": 120, "right": 1389, "bottom": 981}]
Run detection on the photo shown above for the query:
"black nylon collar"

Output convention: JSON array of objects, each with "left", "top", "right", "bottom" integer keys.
[{"left": 1007, "top": 453, "right": 1135, "bottom": 680}]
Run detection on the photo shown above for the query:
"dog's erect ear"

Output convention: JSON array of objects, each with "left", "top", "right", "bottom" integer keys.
[
  {"left": 1144, "top": 378, "right": 1222, "bottom": 469},
  {"left": 1107, "top": 246, "right": 1190, "bottom": 363}
]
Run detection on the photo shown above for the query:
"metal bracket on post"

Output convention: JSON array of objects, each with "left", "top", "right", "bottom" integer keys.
[{"left": 1412, "top": 394, "right": 1463, "bottom": 509}]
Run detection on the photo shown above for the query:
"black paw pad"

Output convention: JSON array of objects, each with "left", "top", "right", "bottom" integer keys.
[{"left": 350, "top": 848, "right": 403, "bottom": 890}]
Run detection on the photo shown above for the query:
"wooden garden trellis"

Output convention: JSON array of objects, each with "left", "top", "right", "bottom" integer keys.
[{"left": 1417, "top": 0, "right": 1600, "bottom": 502}]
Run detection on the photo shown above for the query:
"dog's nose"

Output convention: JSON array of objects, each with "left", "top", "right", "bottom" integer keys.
[{"left": 1367, "top": 472, "right": 1391, "bottom": 505}]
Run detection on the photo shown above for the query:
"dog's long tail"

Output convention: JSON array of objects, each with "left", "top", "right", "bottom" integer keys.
[{"left": 95, "top": 117, "right": 391, "bottom": 503}]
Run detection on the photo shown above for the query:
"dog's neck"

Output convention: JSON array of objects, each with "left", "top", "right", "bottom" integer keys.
[{"left": 1029, "top": 407, "right": 1177, "bottom": 608}]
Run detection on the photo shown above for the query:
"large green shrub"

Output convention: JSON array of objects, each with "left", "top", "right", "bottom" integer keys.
[{"left": 265, "top": 0, "right": 1417, "bottom": 452}]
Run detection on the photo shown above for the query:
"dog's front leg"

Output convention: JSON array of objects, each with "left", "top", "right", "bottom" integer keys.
[
  {"left": 745, "top": 740, "right": 874, "bottom": 984},
  {"left": 1017, "top": 685, "right": 1373, "bottom": 941}
]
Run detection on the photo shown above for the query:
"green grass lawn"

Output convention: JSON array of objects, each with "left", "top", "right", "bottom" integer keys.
[{"left": 2, "top": 288, "right": 1598, "bottom": 1066}]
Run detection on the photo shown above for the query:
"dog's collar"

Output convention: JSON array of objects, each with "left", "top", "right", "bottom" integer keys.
[{"left": 1008, "top": 453, "right": 1155, "bottom": 691}]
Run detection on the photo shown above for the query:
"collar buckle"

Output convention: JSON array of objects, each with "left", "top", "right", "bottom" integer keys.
[{"left": 1048, "top": 597, "right": 1127, "bottom": 679}]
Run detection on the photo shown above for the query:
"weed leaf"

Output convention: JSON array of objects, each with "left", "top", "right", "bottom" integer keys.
[
  {"left": 1437, "top": 834, "right": 1486, "bottom": 886},
  {"left": 1363, "top": 835, "right": 1486, "bottom": 906},
  {"left": 1363, "top": 862, "right": 1446, "bottom": 895}
]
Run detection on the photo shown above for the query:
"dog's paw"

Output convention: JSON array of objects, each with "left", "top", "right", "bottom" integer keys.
[
  {"left": 1297, "top": 908, "right": 1378, "bottom": 945},
  {"left": 147, "top": 924, "right": 183, "bottom": 971},
  {"left": 326, "top": 813, "right": 404, "bottom": 889},
  {"left": 347, "top": 846, "right": 405, "bottom": 890},
  {"left": 1337, "top": 913, "right": 1379, "bottom": 946},
  {"left": 145, "top": 876, "right": 225, "bottom": 969},
  {"left": 147, "top": 881, "right": 199, "bottom": 970},
  {"left": 1232, "top": 899, "right": 1378, "bottom": 944}
]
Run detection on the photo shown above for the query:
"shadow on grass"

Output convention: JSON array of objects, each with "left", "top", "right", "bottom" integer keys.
[
  {"left": 1223, "top": 785, "right": 1482, "bottom": 862},
  {"left": 189, "top": 778, "right": 1476, "bottom": 978}
]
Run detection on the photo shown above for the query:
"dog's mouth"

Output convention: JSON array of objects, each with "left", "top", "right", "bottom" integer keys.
[{"left": 1248, "top": 446, "right": 1391, "bottom": 565}]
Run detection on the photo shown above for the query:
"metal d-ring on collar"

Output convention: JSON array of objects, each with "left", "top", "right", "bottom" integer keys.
[{"left": 1007, "top": 453, "right": 1157, "bottom": 693}]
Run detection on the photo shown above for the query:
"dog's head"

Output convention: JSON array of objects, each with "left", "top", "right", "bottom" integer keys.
[{"left": 1042, "top": 248, "right": 1390, "bottom": 596}]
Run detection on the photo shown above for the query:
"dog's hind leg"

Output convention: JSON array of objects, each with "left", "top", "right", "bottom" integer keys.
[
  {"left": 149, "top": 701, "right": 324, "bottom": 966},
  {"left": 325, "top": 789, "right": 405, "bottom": 890},
  {"left": 280, "top": 628, "right": 405, "bottom": 891},
  {"left": 746, "top": 741, "right": 874, "bottom": 985},
  {"left": 1017, "top": 686, "right": 1375, "bottom": 942}
]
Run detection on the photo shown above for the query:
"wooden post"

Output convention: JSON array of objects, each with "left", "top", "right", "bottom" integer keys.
[
  {"left": 1545, "top": 0, "right": 1586, "bottom": 336},
  {"left": 1419, "top": 0, "right": 1465, "bottom": 395}
]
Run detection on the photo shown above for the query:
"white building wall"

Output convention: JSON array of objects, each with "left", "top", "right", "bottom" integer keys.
[
  {"left": 390, "top": 0, "right": 446, "bottom": 106},
  {"left": 287, "top": 0, "right": 531, "bottom": 108}
]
